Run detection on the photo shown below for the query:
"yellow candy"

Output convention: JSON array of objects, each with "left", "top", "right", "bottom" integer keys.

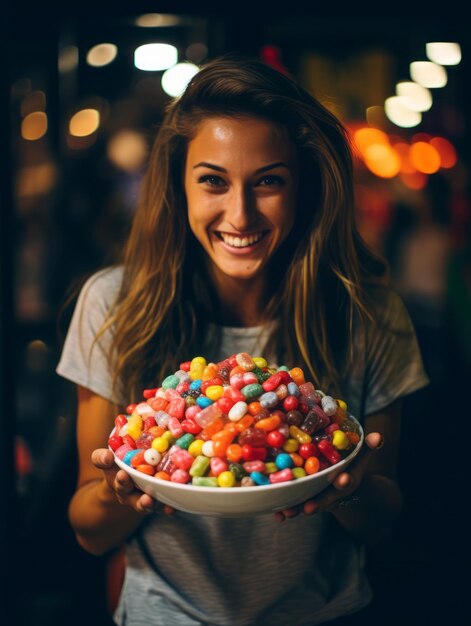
[
  {"left": 218, "top": 471, "right": 236, "bottom": 487},
  {"left": 152, "top": 437, "right": 169, "bottom": 453},
  {"left": 205, "top": 385, "right": 224, "bottom": 401},
  {"left": 332, "top": 430, "right": 350, "bottom": 450},
  {"left": 282, "top": 438, "right": 299, "bottom": 453},
  {"left": 264, "top": 462, "right": 278, "bottom": 474},
  {"left": 191, "top": 356, "right": 207, "bottom": 365},
  {"left": 292, "top": 467, "right": 307, "bottom": 479},
  {"left": 253, "top": 357, "right": 268, "bottom": 368},
  {"left": 162, "top": 430, "right": 175, "bottom": 443},
  {"left": 202, "top": 363, "right": 218, "bottom": 380},
  {"left": 188, "top": 439, "right": 205, "bottom": 457},
  {"left": 127, "top": 421, "right": 142, "bottom": 441},
  {"left": 288, "top": 425, "right": 312, "bottom": 444},
  {"left": 336, "top": 399, "right": 347, "bottom": 411}
]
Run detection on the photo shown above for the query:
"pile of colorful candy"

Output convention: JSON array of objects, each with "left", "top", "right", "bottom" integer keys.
[{"left": 108, "top": 353, "right": 361, "bottom": 488}]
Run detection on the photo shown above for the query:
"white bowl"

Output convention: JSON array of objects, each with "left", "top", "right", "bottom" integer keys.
[{"left": 112, "top": 414, "right": 364, "bottom": 517}]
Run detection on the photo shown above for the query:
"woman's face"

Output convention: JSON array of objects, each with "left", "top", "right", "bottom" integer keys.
[{"left": 184, "top": 115, "right": 299, "bottom": 284}]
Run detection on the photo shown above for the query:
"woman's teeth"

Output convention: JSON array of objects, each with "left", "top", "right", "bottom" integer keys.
[{"left": 219, "top": 232, "right": 265, "bottom": 248}]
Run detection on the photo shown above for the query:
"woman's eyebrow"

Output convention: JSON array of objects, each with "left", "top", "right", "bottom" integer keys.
[{"left": 193, "top": 161, "right": 290, "bottom": 173}]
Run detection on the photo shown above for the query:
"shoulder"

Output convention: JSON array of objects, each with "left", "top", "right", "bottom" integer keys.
[
  {"left": 77, "top": 265, "right": 124, "bottom": 312},
  {"left": 362, "top": 283, "right": 414, "bottom": 334}
]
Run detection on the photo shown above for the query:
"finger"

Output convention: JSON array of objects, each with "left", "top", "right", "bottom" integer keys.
[
  {"left": 331, "top": 431, "right": 384, "bottom": 491},
  {"left": 91, "top": 448, "right": 115, "bottom": 469},
  {"left": 135, "top": 493, "right": 157, "bottom": 514},
  {"left": 114, "top": 469, "right": 136, "bottom": 496}
]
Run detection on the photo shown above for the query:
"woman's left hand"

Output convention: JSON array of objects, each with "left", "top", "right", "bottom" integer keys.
[{"left": 275, "top": 431, "right": 384, "bottom": 522}]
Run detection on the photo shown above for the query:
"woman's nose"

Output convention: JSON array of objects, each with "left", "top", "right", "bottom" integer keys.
[{"left": 226, "top": 186, "right": 257, "bottom": 231}]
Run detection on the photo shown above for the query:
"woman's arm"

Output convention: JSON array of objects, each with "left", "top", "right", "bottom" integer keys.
[
  {"left": 278, "top": 400, "right": 404, "bottom": 545},
  {"left": 68, "top": 386, "right": 160, "bottom": 556}
]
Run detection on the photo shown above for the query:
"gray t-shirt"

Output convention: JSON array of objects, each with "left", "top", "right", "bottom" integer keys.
[{"left": 57, "top": 266, "right": 429, "bottom": 626}]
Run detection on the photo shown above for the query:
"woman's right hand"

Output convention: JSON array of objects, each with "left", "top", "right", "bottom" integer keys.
[{"left": 91, "top": 448, "right": 173, "bottom": 515}]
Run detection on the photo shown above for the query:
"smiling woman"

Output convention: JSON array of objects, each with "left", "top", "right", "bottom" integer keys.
[
  {"left": 57, "top": 53, "right": 429, "bottom": 626},
  {"left": 184, "top": 116, "right": 298, "bottom": 322}
]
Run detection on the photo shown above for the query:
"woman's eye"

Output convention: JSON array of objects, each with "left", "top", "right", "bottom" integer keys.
[
  {"left": 198, "top": 174, "right": 225, "bottom": 187},
  {"left": 258, "top": 175, "right": 284, "bottom": 186}
]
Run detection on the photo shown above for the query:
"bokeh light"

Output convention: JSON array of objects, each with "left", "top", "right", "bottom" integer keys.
[
  {"left": 410, "top": 61, "right": 447, "bottom": 88},
  {"left": 385, "top": 96, "right": 422, "bottom": 128},
  {"left": 58, "top": 45, "right": 79, "bottom": 73},
  {"left": 107, "top": 130, "right": 148, "bottom": 172},
  {"left": 69, "top": 109, "right": 100, "bottom": 137},
  {"left": 161, "top": 62, "right": 199, "bottom": 97},
  {"left": 426, "top": 42, "right": 462, "bottom": 66},
  {"left": 134, "top": 43, "right": 178, "bottom": 71},
  {"left": 429, "top": 136, "right": 457, "bottom": 169},
  {"left": 86, "top": 43, "right": 118, "bottom": 67},
  {"left": 135, "top": 13, "right": 182, "bottom": 27},
  {"left": 21, "top": 111, "right": 48, "bottom": 141},
  {"left": 363, "top": 144, "right": 401, "bottom": 178},
  {"left": 409, "top": 141, "right": 441, "bottom": 174},
  {"left": 396, "top": 81, "right": 432, "bottom": 112}
]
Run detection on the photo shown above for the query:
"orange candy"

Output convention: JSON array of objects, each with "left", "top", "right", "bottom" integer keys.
[
  {"left": 247, "top": 401, "right": 262, "bottom": 416},
  {"left": 254, "top": 415, "right": 281, "bottom": 431},
  {"left": 304, "top": 456, "right": 320, "bottom": 475},
  {"left": 154, "top": 471, "right": 171, "bottom": 481},
  {"left": 235, "top": 414, "right": 254, "bottom": 432},
  {"left": 136, "top": 464, "right": 155, "bottom": 476},
  {"left": 226, "top": 443, "right": 243, "bottom": 463},
  {"left": 289, "top": 367, "right": 305, "bottom": 386},
  {"left": 289, "top": 452, "right": 305, "bottom": 467},
  {"left": 200, "top": 417, "right": 225, "bottom": 440}
]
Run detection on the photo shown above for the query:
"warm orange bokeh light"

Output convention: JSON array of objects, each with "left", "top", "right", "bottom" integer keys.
[
  {"left": 21, "top": 111, "right": 48, "bottom": 141},
  {"left": 353, "top": 127, "right": 389, "bottom": 158},
  {"left": 400, "top": 171, "right": 428, "bottom": 190},
  {"left": 430, "top": 136, "right": 457, "bottom": 169},
  {"left": 393, "top": 142, "right": 416, "bottom": 174},
  {"left": 363, "top": 143, "right": 401, "bottom": 178},
  {"left": 69, "top": 109, "right": 100, "bottom": 137},
  {"left": 409, "top": 141, "right": 441, "bottom": 174}
]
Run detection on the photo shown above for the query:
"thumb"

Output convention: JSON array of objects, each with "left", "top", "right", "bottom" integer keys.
[
  {"left": 332, "top": 431, "right": 383, "bottom": 490},
  {"left": 91, "top": 448, "right": 116, "bottom": 470}
]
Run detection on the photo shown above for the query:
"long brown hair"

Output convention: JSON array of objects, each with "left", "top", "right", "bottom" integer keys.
[{"left": 98, "top": 53, "right": 387, "bottom": 402}]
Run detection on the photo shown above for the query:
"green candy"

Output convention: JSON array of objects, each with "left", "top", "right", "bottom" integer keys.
[
  {"left": 162, "top": 374, "right": 180, "bottom": 389},
  {"left": 189, "top": 455, "right": 210, "bottom": 477},
  {"left": 192, "top": 476, "right": 219, "bottom": 487},
  {"left": 241, "top": 383, "right": 264, "bottom": 400},
  {"left": 175, "top": 433, "right": 195, "bottom": 449}
]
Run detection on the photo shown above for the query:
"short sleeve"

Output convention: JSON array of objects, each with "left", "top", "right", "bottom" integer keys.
[
  {"left": 56, "top": 266, "right": 124, "bottom": 404},
  {"left": 363, "top": 288, "right": 430, "bottom": 415}
]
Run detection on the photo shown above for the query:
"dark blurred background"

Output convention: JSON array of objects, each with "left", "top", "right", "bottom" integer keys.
[{"left": 2, "top": 2, "right": 470, "bottom": 625}]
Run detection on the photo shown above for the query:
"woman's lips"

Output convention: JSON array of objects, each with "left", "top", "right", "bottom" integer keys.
[{"left": 214, "top": 230, "right": 269, "bottom": 255}]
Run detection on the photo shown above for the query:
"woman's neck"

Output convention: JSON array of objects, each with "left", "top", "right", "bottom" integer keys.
[{"left": 211, "top": 274, "right": 270, "bottom": 328}]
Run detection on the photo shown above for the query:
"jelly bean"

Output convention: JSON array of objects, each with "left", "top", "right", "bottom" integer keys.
[
  {"left": 155, "top": 410, "right": 170, "bottom": 428},
  {"left": 176, "top": 381, "right": 190, "bottom": 394},
  {"left": 283, "top": 395, "right": 299, "bottom": 412},
  {"left": 202, "top": 440, "right": 215, "bottom": 457},
  {"left": 144, "top": 448, "right": 162, "bottom": 466},
  {"left": 171, "top": 469, "right": 191, "bottom": 484},
  {"left": 301, "top": 407, "right": 330, "bottom": 435},
  {"left": 253, "top": 357, "right": 268, "bottom": 368},
  {"left": 143, "top": 387, "right": 158, "bottom": 399},
  {"left": 202, "top": 363, "right": 219, "bottom": 380},
  {"left": 332, "top": 430, "right": 350, "bottom": 450},
  {"left": 236, "top": 352, "right": 256, "bottom": 371},
  {"left": 171, "top": 448, "right": 195, "bottom": 471},
  {"left": 260, "top": 391, "right": 279, "bottom": 409},
  {"left": 289, "top": 425, "right": 312, "bottom": 444},
  {"left": 298, "top": 442, "right": 318, "bottom": 459},
  {"left": 285, "top": 410, "right": 304, "bottom": 427},
  {"left": 292, "top": 467, "right": 307, "bottom": 479},
  {"left": 252, "top": 407, "right": 270, "bottom": 422},
  {"left": 289, "top": 452, "right": 304, "bottom": 467},
  {"left": 189, "top": 455, "right": 210, "bottom": 477},
  {"left": 114, "top": 443, "right": 134, "bottom": 460},
  {"left": 126, "top": 403, "right": 137, "bottom": 414},
  {"left": 152, "top": 437, "right": 169, "bottom": 453},
  {"left": 287, "top": 382, "right": 300, "bottom": 397},
  {"left": 115, "top": 414, "right": 128, "bottom": 430},
  {"left": 196, "top": 395, "right": 213, "bottom": 409},
  {"left": 240, "top": 476, "right": 255, "bottom": 487},
  {"left": 238, "top": 428, "right": 267, "bottom": 447},
  {"left": 162, "top": 374, "right": 180, "bottom": 390},
  {"left": 136, "top": 432, "right": 154, "bottom": 449},
  {"left": 275, "top": 384, "right": 288, "bottom": 401},
  {"left": 143, "top": 415, "right": 157, "bottom": 431},
  {"left": 147, "top": 425, "right": 166, "bottom": 438},
  {"left": 241, "top": 445, "right": 267, "bottom": 461},
  {"left": 108, "top": 434, "right": 123, "bottom": 451},
  {"left": 317, "top": 439, "right": 341, "bottom": 464},
  {"left": 188, "top": 439, "right": 204, "bottom": 457},
  {"left": 321, "top": 395, "right": 338, "bottom": 417},
  {"left": 254, "top": 415, "right": 281, "bottom": 431},
  {"left": 122, "top": 434, "right": 137, "bottom": 449},
  {"left": 282, "top": 438, "right": 299, "bottom": 453},
  {"left": 304, "top": 456, "right": 320, "bottom": 474},
  {"left": 241, "top": 383, "right": 264, "bottom": 400},
  {"left": 242, "top": 460, "right": 266, "bottom": 473},
  {"left": 228, "top": 462, "right": 247, "bottom": 480},
  {"left": 218, "top": 471, "right": 236, "bottom": 487},
  {"left": 194, "top": 403, "right": 222, "bottom": 428},
  {"left": 275, "top": 452, "right": 293, "bottom": 470},
  {"left": 210, "top": 457, "right": 228, "bottom": 476},
  {"left": 181, "top": 419, "right": 202, "bottom": 435},
  {"left": 262, "top": 373, "right": 283, "bottom": 392},
  {"left": 192, "top": 476, "right": 218, "bottom": 487},
  {"left": 147, "top": 397, "right": 169, "bottom": 412},
  {"left": 269, "top": 468, "right": 294, "bottom": 483},
  {"left": 123, "top": 449, "right": 142, "bottom": 466},
  {"left": 154, "top": 470, "right": 171, "bottom": 481},
  {"left": 200, "top": 417, "right": 224, "bottom": 440},
  {"left": 189, "top": 379, "right": 202, "bottom": 391},
  {"left": 251, "top": 471, "right": 270, "bottom": 485},
  {"left": 264, "top": 462, "right": 278, "bottom": 474},
  {"left": 289, "top": 367, "right": 305, "bottom": 385},
  {"left": 228, "top": 401, "right": 248, "bottom": 422},
  {"left": 266, "top": 430, "right": 286, "bottom": 448},
  {"left": 205, "top": 385, "right": 225, "bottom": 401},
  {"left": 135, "top": 464, "right": 155, "bottom": 476},
  {"left": 167, "top": 417, "right": 184, "bottom": 438},
  {"left": 226, "top": 443, "right": 243, "bottom": 463}
]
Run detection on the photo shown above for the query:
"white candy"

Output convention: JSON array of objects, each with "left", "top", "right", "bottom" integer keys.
[
  {"left": 321, "top": 395, "right": 338, "bottom": 416},
  {"left": 202, "top": 440, "right": 215, "bottom": 457},
  {"left": 144, "top": 448, "right": 162, "bottom": 466},
  {"left": 228, "top": 401, "right": 248, "bottom": 422}
]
